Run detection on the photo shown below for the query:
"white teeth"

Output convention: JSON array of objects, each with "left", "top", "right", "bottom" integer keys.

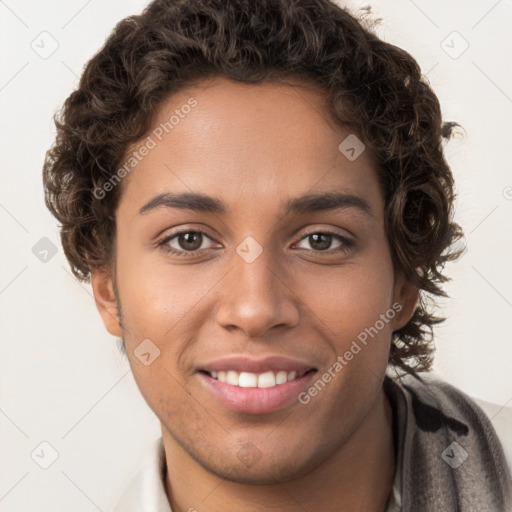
[
  {"left": 211, "top": 369, "right": 304, "bottom": 388},
  {"left": 238, "top": 372, "right": 258, "bottom": 388},
  {"left": 226, "top": 370, "right": 239, "bottom": 386},
  {"left": 275, "top": 371, "right": 288, "bottom": 385},
  {"left": 257, "top": 371, "right": 276, "bottom": 388}
]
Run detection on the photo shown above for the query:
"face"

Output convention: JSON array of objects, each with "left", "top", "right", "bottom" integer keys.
[{"left": 92, "top": 76, "right": 417, "bottom": 484}]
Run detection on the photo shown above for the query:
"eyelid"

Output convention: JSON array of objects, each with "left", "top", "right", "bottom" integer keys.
[{"left": 295, "top": 225, "right": 354, "bottom": 240}]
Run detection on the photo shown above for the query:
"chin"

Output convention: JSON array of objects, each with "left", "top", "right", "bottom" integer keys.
[
  {"left": 191, "top": 443, "right": 322, "bottom": 485},
  {"left": 213, "top": 460, "right": 314, "bottom": 485}
]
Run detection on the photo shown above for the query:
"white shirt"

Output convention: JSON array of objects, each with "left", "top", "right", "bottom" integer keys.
[{"left": 113, "top": 436, "right": 172, "bottom": 512}]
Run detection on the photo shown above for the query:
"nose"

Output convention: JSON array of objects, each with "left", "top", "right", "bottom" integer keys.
[{"left": 215, "top": 242, "right": 300, "bottom": 338}]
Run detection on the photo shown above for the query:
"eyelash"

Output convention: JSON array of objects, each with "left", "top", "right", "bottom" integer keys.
[{"left": 157, "top": 229, "right": 355, "bottom": 258}]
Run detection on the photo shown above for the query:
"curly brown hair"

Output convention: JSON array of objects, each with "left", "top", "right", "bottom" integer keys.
[{"left": 42, "top": 0, "right": 464, "bottom": 372}]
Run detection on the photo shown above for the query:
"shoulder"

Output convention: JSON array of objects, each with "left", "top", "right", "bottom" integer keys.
[
  {"left": 387, "top": 368, "right": 512, "bottom": 473},
  {"left": 469, "top": 395, "right": 512, "bottom": 475}
]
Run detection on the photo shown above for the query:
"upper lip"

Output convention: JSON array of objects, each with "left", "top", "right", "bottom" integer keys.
[{"left": 199, "top": 355, "right": 317, "bottom": 375}]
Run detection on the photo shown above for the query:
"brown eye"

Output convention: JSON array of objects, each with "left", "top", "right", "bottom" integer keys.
[
  {"left": 294, "top": 230, "right": 354, "bottom": 256},
  {"left": 307, "top": 233, "right": 334, "bottom": 251},
  {"left": 159, "top": 230, "right": 218, "bottom": 257},
  {"left": 176, "top": 232, "right": 203, "bottom": 251}
]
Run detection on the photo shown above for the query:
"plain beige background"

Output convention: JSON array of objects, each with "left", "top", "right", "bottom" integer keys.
[{"left": 1, "top": 0, "right": 511, "bottom": 510}]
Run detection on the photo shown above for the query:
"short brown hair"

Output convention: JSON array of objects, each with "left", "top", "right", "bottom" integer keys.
[{"left": 42, "top": 0, "right": 464, "bottom": 372}]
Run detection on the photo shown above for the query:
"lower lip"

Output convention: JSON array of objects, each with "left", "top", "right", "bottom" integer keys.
[{"left": 198, "top": 371, "right": 317, "bottom": 414}]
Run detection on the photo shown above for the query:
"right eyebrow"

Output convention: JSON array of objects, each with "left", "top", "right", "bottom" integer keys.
[{"left": 139, "top": 192, "right": 226, "bottom": 215}]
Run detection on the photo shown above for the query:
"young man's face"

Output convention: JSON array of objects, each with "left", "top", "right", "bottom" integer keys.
[{"left": 92, "top": 76, "right": 416, "bottom": 484}]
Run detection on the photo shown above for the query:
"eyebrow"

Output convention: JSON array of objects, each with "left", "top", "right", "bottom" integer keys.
[{"left": 139, "top": 190, "right": 374, "bottom": 219}]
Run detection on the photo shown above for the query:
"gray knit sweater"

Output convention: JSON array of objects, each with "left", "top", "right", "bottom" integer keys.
[{"left": 383, "top": 370, "right": 512, "bottom": 511}]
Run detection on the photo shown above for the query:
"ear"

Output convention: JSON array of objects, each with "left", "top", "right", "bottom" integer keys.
[
  {"left": 390, "top": 272, "right": 419, "bottom": 331},
  {"left": 90, "top": 267, "right": 123, "bottom": 337}
]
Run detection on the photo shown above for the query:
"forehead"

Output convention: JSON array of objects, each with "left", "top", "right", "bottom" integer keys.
[{"left": 118, "top": 76, "right": 382, "bottom": 216}]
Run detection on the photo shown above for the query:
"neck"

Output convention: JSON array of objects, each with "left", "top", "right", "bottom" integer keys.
[{"left": 163, "top": 388, "right": 395, "bottom": 512}]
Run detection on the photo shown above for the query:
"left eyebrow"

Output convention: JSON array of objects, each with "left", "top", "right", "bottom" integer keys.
[
  {"left": 284, "top": 191, "right": 374, "bottom": 219},
  {"left": 138, "top": 190, "right": 375, "bottom": 219}
]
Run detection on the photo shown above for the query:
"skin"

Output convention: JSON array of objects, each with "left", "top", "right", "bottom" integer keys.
[{"left": 91, "top": 76, "right": 418, "bottom": 512}]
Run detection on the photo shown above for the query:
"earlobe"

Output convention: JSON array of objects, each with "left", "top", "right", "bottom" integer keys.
[
  {"left": 90, "top": 267, "right": 123, "bottom": 337},
  {"left": 391, "top": 275, "right": 419, "bottom": 332}
]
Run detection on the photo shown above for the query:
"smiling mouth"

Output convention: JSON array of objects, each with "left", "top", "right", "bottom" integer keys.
[{"left": 200, "top": 369, "right": 316, "bottom": 389}]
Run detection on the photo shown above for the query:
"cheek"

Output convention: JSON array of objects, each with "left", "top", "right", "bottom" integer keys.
[
  {"left": 300, "top": 259, "right": 395, "bottom": 343},
  {"left": 298, "top": 264, "right": 396, "bottom": 426},
  {"left": 114, "top": 239, "right": 213, "bottom": 340}
]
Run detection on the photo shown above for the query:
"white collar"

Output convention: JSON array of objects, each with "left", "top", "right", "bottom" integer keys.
[{"left": 113, "top": 437, "right": 172, "bottom": 512}]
